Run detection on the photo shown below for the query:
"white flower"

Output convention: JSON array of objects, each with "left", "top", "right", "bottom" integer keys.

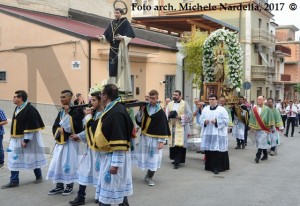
[{"left": 236, "top": 88, "right": 240, "bottom": 92}]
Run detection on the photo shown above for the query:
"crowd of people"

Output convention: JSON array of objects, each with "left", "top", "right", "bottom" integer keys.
[{"left": 0, "top": 87, "right": 298, "bottom": 206}]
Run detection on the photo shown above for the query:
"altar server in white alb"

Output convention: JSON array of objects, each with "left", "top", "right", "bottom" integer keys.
[
  {"left": 135, "top": 90, "right": 171, "bottom": 186},
  {"left": 47, "top": 90, "right": 83, "bottom": 196},
  {"left": 200, "top": 94, "right": 230, "bottom": 175},
  {"left": 1, "top": 90, "right": 47, "bottom": 189},
  {"left": 68, "top": 89, "right": 104, "bottom": 206}
]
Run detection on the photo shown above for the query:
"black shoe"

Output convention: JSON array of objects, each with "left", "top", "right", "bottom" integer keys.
[
  {"left": 196, "top": 151, "right": 201, "bottom": 153},
  {"left": 171, "top": 161, "right": 175, "bottom": 165},
  {"left": 62, "top": 186, "right": 73, "bottom": 196},
  {"left": 213, "top": 169, "right": 219, "bottom": 174},
  {"left": 291, "top": 135, "right": 294, "bottom": 137},
  {"left": 284, "top": 134, "right": 288, "bottom": 137},
  {"left": 245, "top": 143, "right": 247, "bottom": 146},
  {"left": 235, "top": 146, "right": 241, "bottom": 149},
  {"left": 95, "top": 199, "right": 99, "bottom": 204},
  {"left": 1, "top": 182, "right": 19, "bottom": 189},
  {"left": 261, "top": 156, "right": 268, "bottom": 161},
  {"left": 69, "top": 197, "right": 85, "bottom": 205},
  {"left": 241, "top": 144, "right": 245, "bottom": 149},
  {"left": 48, "top": 187, "right": 64, "bottom": 195},
  {"left": 255, "top": 158, "right": 259, "bottom": 163},
  {"left": 174, "top": 163, "right": 179, "bottom": 169},
  {"left": 35, "top": 176, "right": 43, "bottom": 184}
]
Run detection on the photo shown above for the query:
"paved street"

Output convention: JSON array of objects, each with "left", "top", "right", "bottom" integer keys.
[{"left": 1, "top": 121, "right": 300, "bottom": 206}]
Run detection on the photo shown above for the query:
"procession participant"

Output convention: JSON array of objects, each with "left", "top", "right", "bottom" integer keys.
[
  {"left": 249, "top": 96, "right": 275, "bottom": 163},
  {"left": 232, "top": 96, "right": 249, "bottom": 149},
  {"left": 285, "top": 100, "right": 297, "bottom": 137},
  {"left": 266, "top": 98, "right": 284, "bottom": 156},
  {"left": 98, "top": 8, "right": 135, "bottom": 92},
  {"left": 200, "top": 94, "right": 230, "bottom": 174},
  {"left": 68, "top": 90, "right": 104, "bottom": 206},
  {"left": 166, "top": 90, "right": 192, "bottom": 169},
  {"left": 47, "top": 90, "right": 83, "bottom": 196},
  {"left": 219, "top": 97, "right": 233, "bottom": 129},
  {"left": 0, "top": 107, "right": 8, "bottom": 169},
  {"left": 94, "top": 84, "right": 133, "bottom": 206},
  {"left": 1, "top": 90, "right": 46, "bottom": 189},
  {"left": 135, "top": 90, "right": 170, "bottom": 186}
]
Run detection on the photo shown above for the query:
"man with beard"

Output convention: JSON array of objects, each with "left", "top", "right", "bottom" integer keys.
[
  {"left": 166, "top": 90, "right": 192, "bottom": 169},
  {"left": 68, "top": 90, "right": 104, "bottom": 205}
]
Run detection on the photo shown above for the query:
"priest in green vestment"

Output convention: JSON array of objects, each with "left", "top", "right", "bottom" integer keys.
[{"left": 249, "top": 96, "right": 274, "bottom": 163}]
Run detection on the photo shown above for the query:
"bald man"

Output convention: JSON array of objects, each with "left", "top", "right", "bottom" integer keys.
[{"left": 249, "top": 96, "right": 275, "bottom": 163}]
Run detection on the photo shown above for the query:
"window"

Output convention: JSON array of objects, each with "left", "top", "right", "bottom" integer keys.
[
  {"left": 258, "top": 53, "right": 262, "bottom": 65},
  {"left": 130, "top": 75, "right": 134, "bottom": 94},
  {"left": 0, "top": 71, "right": 6, "bottom": 82},
  {"left": 258, "top": 18, "right": 262, "bottom": 28},
  {"left": 165, "top": 75, "right": 176, "bottom": 100},
  {"left": 257, "top": 87, "right": 262, "bottom": 97},
  {"left": 267, "top": 23, "right": 269, "bottom": 31}
]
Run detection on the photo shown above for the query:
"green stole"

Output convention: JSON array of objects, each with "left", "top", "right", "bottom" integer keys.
[
  {"left": 271, "top": 108, "right": 283, "bottom": 129},
  {"left": 224, "top": 105, "right": 233, "bottom": 127},
  {"left": 249, "top": 105, "right": 274, "bottom": 132}
]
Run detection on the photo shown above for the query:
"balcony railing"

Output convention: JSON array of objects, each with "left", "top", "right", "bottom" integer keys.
[
  {"left": 281, "top": 74, "right": 291, "bottom": 81},
  {"left": 251, "top": 28, "right": 275, "bottom": 45},
  {"left": 274, "top": 45, "right": 291, "bottom": 57},
  {"left": 251, "top": 65, "right": 275, "bottom": 80}
]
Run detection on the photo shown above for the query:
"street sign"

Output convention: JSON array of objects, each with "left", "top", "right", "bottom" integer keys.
[{"left": 243, "top": 82, "right": 251, "bottom": 90}]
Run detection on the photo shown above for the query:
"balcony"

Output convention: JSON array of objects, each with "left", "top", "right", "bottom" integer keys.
[
  {"left": 274, "top": 45, "right": 291, "bottom": 57},
  {"left": 281, "top": 74, "right": 291, "bottom": 81},
  {"left": 251, "top": 28, "right": 275, "bottom": 47},
  {"left": 251, "top": 65, "right": 275, "bottom": 80}
]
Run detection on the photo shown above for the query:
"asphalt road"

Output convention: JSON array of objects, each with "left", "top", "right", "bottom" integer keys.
[{"left": 1, "top": 122, "right": 300, "bottom": 206}]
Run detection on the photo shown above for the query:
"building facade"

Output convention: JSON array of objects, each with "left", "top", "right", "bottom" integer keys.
[
  {"left": 0, "top": 0, "right": 132, "bottom": 19},
  {"left": 0, "top": 5, "right": 177, "bottom": 125},
  {"left": 275, "top": 25, "right": 300, "bottom": 100},
  {"left": 132, "top": 0, "right": 291, "bottom": 102}
]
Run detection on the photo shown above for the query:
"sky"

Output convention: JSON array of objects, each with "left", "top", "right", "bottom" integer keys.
[{"left": 271, "top": 0, "right": 300, "bottom": 40}]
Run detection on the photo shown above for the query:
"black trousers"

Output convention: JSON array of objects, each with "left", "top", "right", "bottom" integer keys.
[
  {"left": 236, "top": 138, "right": 245, "bottom": 146},
  {"left": 56, "top": 182, "right": 73, "bottom": 188},
  {"left": 77, "top": 184, "right": 86, "bottom": 199},
  {"left": 256, "top": 148, "right": 268, "bottom": 159},
  {"left": 281, "top": 115, "right": 287, "bottom": 128},
  {"left": 244, "top": 124, "right": 249, "bottom": 144},
  {"left": 286, "top": 117, "right": 295, "bottom": 136}
]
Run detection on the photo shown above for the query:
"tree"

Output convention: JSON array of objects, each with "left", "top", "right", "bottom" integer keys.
[
  {"left": 294, "top": 83, "right": 300, "bottom": 93},
  {"left": 182, "top": 30, "right": 208, "bottom": 90}
]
